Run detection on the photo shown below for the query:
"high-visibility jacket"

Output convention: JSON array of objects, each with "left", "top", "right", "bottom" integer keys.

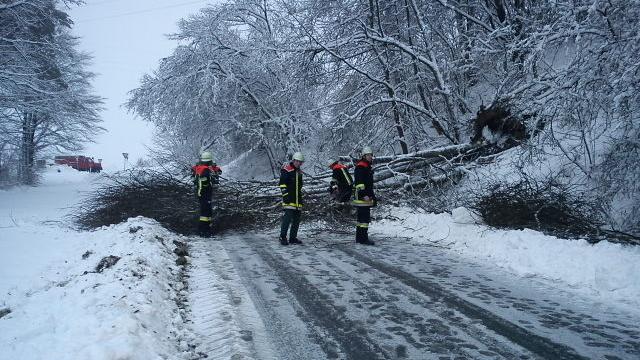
[
  {"left": 279, "top": 162, "right": 303, "bottom": 209},
  {"left": 329, "top": 163, "right": 353, "bottom": 193},
  {"left": 353, "top": 159, "right": 375, "bottom": 207},
  {"left": 192, "top": 162, "right": 222, "bottom": 198}
]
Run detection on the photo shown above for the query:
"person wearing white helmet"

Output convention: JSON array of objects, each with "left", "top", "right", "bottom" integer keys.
[
  {"left": 278, "top": 151, "right": 305, "bottom": 245},
  {"left": 200, "top": 151, "right": 213, "bottom": 162},
  {"left": 352, "top": 146, "right": 376, "bottom": 245},
  {"left": 328, "top": 158, "right": 353, "bottom": 205},
  {"left": 191, "top": 150, "right": 222, "bottom": 237}
]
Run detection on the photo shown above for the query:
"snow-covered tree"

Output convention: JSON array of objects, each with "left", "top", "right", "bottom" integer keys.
[
  {"left": 128, "top": 1, "right": 325, "bottom": 174},
  {"left": 130, "top": 0, "right": 638, "bottom": 233},
  {"left": 0, "top": 0, "right": 102, "bottom": 184}
]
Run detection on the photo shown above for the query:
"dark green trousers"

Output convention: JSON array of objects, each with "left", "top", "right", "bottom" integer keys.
[{"left": 280, "top": 209, "right": 301, "bottom": 240}]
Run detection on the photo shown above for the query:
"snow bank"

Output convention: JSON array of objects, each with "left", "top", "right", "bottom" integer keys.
[
  {"left": 41, "top": 164, "right": 97, "bottom": 186},
  {"left": 0, "top": 217, "right": 193, "bottom": 360},
  {"left": 0, "top": 162, "right": 194, "bottom": 359},
  {"left": 374, "top": 206, "right": 640, "bottom": 312},
  {"left": 1, "top": 164, "right": 246, "bottom": 360}
]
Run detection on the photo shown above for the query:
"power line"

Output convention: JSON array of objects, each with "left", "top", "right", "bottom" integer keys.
[
  {"left": 78, "top": 0, "right": 130, "bottom": 8},
  {"left": 75, "top": 0, "right": 211, "bottom": 23}
]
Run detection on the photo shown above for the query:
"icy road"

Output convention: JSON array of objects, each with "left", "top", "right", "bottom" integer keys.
[{"left": 186, "top": 233, "right": 640, "bottom": 360}]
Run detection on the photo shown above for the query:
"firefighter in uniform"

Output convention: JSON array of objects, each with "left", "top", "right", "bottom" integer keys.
[
  {"left": 328, "top": 159, "right": 353, "bottom": 204},
  {"left": 191, "top": 151, "right": 222, "bottom": 237},
  {"left": 352, "top": 146, "right": 376, "bottom": 245},
  {"left": 278, "top": 152, "right": 304, "bottom": 246}
]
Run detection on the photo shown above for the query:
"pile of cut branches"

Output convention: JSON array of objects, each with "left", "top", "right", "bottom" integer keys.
[
  {"left": 471, "top": 179, "right": 607, "bottom": 242},
  {"left": 74, "top": 169, "right": 353, "bottom": 236},
  {"left": 73, "top": 143, "right": 494, "bottom": 236}
]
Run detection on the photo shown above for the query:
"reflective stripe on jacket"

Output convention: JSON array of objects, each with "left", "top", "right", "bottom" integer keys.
[
  {"left": 192, "top": 163, "right": 222, "bottom": 197},
  {"left": 279, "top": 162, "right": 303, "bottom": 209},
  {"left": 352, "top": 159, "right": 374, "bottom": 207},
  {"left": 330, "top": 163, "right": 353, "bottom": 191}
]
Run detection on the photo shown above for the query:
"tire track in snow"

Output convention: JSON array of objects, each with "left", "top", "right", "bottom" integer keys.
[
  {"left": 300, "top": 248, "right": 534, "bottom": 359},
  {"left": 187, "top": 239, "right": 275, "bottom": 359},
  {"left": 246, "top": 241, "right": 390, "bottom": 360},
  {"left": 336, "top": 245, "right": 589, "bottom": 360},
  {"left": 223, "top": 237, "right": 342, "bottom": 360},
  {"left": 231, "top": 235, "right": 533, "bottom": 358}
]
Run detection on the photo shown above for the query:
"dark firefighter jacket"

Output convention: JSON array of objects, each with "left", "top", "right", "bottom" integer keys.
[
  {"left": 353, "top": 159, "right": 375, "bottom": 207},
  {"left": 329, "top": 163, "right": 353, "bottom": 193},
  {"left": 192, "top": 162, "right": 222, "bottom": 198},
  {"left": 279, "top": 162, "right": 303, "bottom": 209}
]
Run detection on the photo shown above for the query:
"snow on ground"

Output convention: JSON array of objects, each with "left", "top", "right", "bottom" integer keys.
[
  {"left": 0, "top": 166, "right": 199, "bottom": 360},
  {"left": 372, "top": 206, "right": 640, "bottom": 314},
  {"left": 3, "top": 164, "right": 640, "bottom": 358}
]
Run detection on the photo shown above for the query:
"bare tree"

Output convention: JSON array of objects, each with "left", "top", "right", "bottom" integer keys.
[{"left": 0, "top": 0, "right": 103, "bottom": 184}]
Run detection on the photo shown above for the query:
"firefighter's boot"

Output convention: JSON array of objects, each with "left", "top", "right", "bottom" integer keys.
[
  {"left": 198, "top": 220, "right": 212, "bottom": 238},
  {"left": 279, "top": 235, "right": 289, "bottom": 246},
  {"left": 361, "top": 228, "right": 375, "bottom": 246},
  {"left": 289, "top": 238, "right": 303, "bottom": 245},
  {"left": 355, "top": 227, "right": 365, "bottom": 244}
]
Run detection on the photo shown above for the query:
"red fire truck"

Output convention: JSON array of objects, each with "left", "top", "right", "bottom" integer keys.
[{"left": 54, "top": 155, "right": 103, "bottom": 173}]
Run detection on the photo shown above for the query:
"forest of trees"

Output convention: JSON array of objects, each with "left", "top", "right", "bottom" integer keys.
[
  {"left": 0, "top": 0, "right": 102, "bottom": 185},
  {"left": 128, "top": 0, "right": 638, "bottom": 235}
]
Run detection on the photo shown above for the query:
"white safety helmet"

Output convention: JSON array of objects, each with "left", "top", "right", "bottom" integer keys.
[
  {"left": 200, "top": 151, "right": 213, "bottom": 162},
  {"left": 292, "top": 152, "right": 305, "bottom": 162},
  {"left": 327, "top": 159, "right": 337, "bottom": 167},
  {"left": 361, "top": 146, "right": 373, "bottom": 156}
]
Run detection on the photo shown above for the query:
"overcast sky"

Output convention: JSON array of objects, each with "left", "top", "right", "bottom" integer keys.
[{"left": 68, "top": 0, "right": 214, "bottom": 170}]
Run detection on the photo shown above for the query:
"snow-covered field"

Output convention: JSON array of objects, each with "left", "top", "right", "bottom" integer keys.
[
  {"left": 0, "top": 167, "right": 196, "bottom": 360},
  {"left": 373, "top": 206, "right": 640, "bottom": 314}
]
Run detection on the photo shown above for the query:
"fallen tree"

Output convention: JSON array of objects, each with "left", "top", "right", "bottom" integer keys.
[
  {"left": 74, "top": 142, "right": 638, "bottom": 245},
  {"left": 74, "top": 143, "right": 494, "bottom": 236},
  {"left": 73, "top": 169, "right": 353, "bottom": 236}
]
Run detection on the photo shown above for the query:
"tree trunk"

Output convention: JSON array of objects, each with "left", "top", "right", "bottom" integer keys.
[
  {"left": 19, "top": 112, "right": 37, "bottom": 185},
  {"left": 493, "top": 0, "right": 506, "bottom": 23},
  {"left": 370, "top": 0, "right": 409, "bottom": 154},
  {"left": 403, "top": 0, "right": 455, "bottom": 143}
]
